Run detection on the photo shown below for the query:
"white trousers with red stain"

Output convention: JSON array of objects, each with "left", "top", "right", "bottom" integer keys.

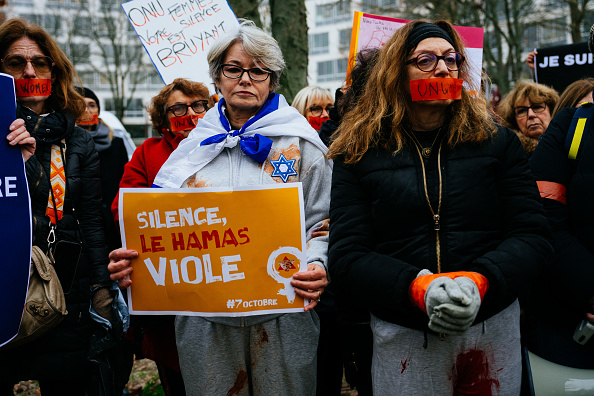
[{"left": 371, "top": 300, "right": 521, "bottom": 396}]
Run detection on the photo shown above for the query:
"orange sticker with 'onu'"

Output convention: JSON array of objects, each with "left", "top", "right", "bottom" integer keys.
[
  {"left": 410, "top": 78, "right": 463, "bottom": 101},
  {"left": 170, "top": 114, "right": 203, "bottom": 132}
]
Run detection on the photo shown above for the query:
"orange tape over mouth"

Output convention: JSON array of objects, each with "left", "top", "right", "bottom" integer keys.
[
  {"left": 78, "top": 114, "right": 99, "bottom": 125},
  {"left": 15, "top": 79, "right": 51, "bottom": 97},
  {"left": 170, "top": 114, "right": 203, "bottom": 132},
  {"left": 410, "top": 78, "right": 463, "bottom": 101}
]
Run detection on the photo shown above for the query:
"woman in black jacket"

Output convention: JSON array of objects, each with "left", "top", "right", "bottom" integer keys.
[
  {"left": 0, "top": 18, "right": 114, "bottom": 395},
  {"left": 327, "top": 20, "right": 553, "bottom": 395}
]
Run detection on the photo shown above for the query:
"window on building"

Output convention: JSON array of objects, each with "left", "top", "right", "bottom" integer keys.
[
  {"left": 309, "top": 33, "right": 329, "bottom": 55},
  {"left": 362, "top": 0, "right": 398, "bottom": 12},
  {"left": 74, "top": 16, "right": 91, "bottom": 33},
  {"left": 540, "top": 17, "right": 567, "bottom": 46},
  {"left": 317, "top": 59, "right": 348, "bottom": 83},
  {"left": 78, "top": 71, "right": 96, "bottom": 86},
  {"left": 70, "top": 43, "right": 90, "bottom": 64},
  {"left": 42, "top": 15, "right": 61, "bottom": 36},
  {"left": 339, "top": 28, "right": 351, "bottom": 51},
  {"left": 522, "top": 25, "right": 537, "bottom": 52},
  {"left": 316, "top": 1, "right": 350, "bottom": 26},
  {"left": 582, "top": 10, "right": 594, "bottom": 42}
]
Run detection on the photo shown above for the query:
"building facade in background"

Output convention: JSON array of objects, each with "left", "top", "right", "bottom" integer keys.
[{"left": 2, "top": 0, "right": 593, "bottom": 142}]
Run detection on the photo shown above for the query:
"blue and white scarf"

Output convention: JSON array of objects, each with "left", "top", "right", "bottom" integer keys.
[{"left": 153, "top": 93, "right": 328, "bottom": 189}]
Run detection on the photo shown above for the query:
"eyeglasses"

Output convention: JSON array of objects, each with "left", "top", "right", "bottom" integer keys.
[
  {"left": 308, "top": 105, "right": 333, "bottom": 117},
  {"left": 221, "top": 64, "right": 272, "bottom": 82},
  {"left": 167, "top": 100, "right": 209, "bottom": 117},
  {"left": 514, "top": 103, "right": 547, "bottom": 118},
  {"left": 1, "top": 55, "right": 54, "bottom": 75},
  {"left": 405, "top": 52, "right": 465, "bottom": 72}
]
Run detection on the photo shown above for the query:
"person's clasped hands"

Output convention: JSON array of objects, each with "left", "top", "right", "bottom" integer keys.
[{"left": 410, "top": 270, "right": 488, "bottom": 335}]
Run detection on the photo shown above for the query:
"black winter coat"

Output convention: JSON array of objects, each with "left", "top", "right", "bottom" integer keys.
[
  {"left": 328, "top": 125, "right": 552, "bottom": 331},
  {"left": 528, "top": 107, "right": 594, "bottom": 356},
  {"left": 0, "top": 104, "right": 110, "bottom": 381}
]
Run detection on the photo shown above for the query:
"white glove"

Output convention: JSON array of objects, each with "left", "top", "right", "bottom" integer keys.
[{"left": 428, "top": 277, "right": 481, "bottom": 335}]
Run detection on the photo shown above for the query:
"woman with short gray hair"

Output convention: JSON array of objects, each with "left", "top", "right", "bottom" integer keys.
[{"left": 108, "top": 19, "right": 331, "bottom": 395}]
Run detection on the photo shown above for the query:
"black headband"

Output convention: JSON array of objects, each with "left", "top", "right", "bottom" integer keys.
[{"left": 406, "top": 23, "right": 455, "bottom": 53}]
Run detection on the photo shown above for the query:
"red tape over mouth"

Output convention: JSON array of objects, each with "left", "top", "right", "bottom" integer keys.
[
  {"left": 15, "top": 79, "right": 51, "bottom": 97},
  {"left": 78, "top": 114, "right": 99, "bottom": 125},
  {"left": 308, "top": 116, "right": 329, "bottom": 131},
  {"left": 170, "top": 114, "right": 203, "bottom": 132},
  {"left": 410, "top": 78, "right": 463, "bottom": 101}
]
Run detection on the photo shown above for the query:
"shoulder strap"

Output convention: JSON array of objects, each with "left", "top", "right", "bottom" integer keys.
[{"left": 565, "top": 103, "right": 594, "bottom": 160}]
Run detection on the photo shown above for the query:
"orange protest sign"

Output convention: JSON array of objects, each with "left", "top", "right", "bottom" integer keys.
[
  {"left": 410, "top": 78, "right": 463, "bottom": 101},
  {"left": 14, "top": 79, "right": 51, "bottom": 97},
  {"left": 119, "top": 184, "right": 308, "bottom": 316},
  {"left": 170, "top": 114, "right": 203, "bottom": 132}
]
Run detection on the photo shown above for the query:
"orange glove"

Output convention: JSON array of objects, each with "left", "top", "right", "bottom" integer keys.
[{"left": 409, "top": 271, "right": 489, "bottom": 313}]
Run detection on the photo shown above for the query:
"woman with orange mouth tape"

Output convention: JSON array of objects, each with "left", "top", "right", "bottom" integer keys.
[{"left": 327, "top": 19, "right": 552, "bottom": 395}]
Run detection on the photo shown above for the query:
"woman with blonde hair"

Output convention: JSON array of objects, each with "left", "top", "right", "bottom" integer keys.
[
  {"left": 291, "top": 86, "right": 334, "bottom": 132},
  {"left": 498, "top": 80, "right": 559, "bottom": 156},
  {"left": 328, "top": 19, "right": 552, "bottom": 394}
]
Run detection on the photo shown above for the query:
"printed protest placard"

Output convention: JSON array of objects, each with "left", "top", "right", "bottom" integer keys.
[
  {"left": 119, "top": 184, "right": 308, "bottom": 316},
  {"left": 348, "top": 12, "right": 484, "bottom": 93},
  {"left": 121, "top": 0, "right": 240, "bottom": 93},
  {"left": 535, "top": 42, "right": 593, "bottom": 94},
  {"left": 0, "top": 73, "right": 32, "bottom": 347}
]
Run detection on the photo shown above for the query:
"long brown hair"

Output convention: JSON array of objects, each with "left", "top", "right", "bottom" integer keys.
[
  {"left": 0, "top": 18, "right": 86, "bottom": 118},
  {"left": 552, "top": 78, "right": 594, "bottom": 116},
  {"left": 328, "top": 19, "right": 496, "bottom": 163}
]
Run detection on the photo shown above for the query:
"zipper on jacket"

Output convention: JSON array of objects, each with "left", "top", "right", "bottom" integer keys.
[{"left": 409, "top": 138, "right": 444, "bottom": 274}]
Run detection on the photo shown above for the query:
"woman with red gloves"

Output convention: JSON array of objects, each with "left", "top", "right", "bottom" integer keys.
[{"left": 327, "top": 20, "right": 552, "bottom": 394}]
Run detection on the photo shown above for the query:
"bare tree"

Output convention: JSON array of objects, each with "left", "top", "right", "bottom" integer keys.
[{"left": 75, "top": 0, "right": 152, "bottom": 120}]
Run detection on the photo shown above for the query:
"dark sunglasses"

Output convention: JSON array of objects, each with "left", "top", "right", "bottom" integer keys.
[{"left": 1, "top": 55, "right": 54, "bottom": 74}]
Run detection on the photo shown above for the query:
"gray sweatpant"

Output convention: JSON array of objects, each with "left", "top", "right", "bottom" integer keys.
[
  {"left": 371, "top": 300, "right": 521, "bottom": 396},
  {"left": 175, "top": 311, "right": 320, "bottom": 395}
]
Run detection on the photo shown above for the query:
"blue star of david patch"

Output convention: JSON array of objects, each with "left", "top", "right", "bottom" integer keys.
[{"left": 270, "top": 153, "right": 298, "bottom": 182}]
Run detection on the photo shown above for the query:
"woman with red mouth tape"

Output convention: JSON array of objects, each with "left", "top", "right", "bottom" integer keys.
[{"left": 327, "top": 20, "right": 552, "bottom": 395}]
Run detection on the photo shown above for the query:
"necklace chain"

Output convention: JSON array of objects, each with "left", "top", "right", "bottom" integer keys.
[
  {"left": 404, "top": 128, "right": 444, "bottom": 273},
  {"left": 407, "top": 126, "right": 443, "bottom": 158}
]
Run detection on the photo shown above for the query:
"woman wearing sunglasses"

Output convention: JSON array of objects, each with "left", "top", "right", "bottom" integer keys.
[
  {"left": 499, "top": 80, "right": 559, "bottom": 157},
  {"left": 327, "top": 20, "right": 552, "bottom": 394},
  {"left": 109, "top": 77, "right": 213, "bottom": 396}
]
